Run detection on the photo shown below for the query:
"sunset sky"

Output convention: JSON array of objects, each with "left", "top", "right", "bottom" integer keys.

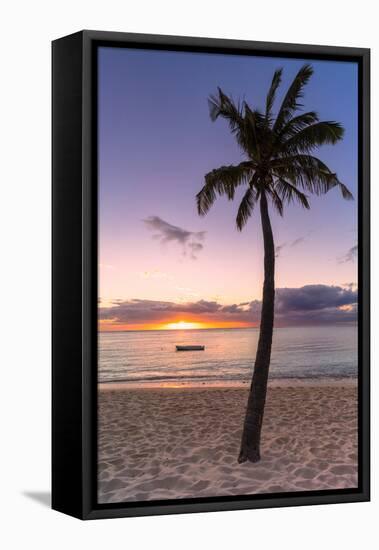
[{"left": 98, "top": 46, "right": 358, "bottom": 331}]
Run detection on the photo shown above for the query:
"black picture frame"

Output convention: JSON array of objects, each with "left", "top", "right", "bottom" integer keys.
[{"left": 52, "top": 30, "right": 370, "bottom": 520}]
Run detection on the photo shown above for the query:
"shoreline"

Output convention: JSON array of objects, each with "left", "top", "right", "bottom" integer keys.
[{"left": 98, "top": 376, "right": 357, "bottom": 391}]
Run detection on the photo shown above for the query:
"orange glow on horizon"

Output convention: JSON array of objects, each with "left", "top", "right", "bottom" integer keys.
[{"left": 98, "top": 319, "right": 256, "bottom": 332}]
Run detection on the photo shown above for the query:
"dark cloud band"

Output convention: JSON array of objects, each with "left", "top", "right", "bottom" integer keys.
[{"left": 99, "top": 284, "right": 357, "bottom": 327}]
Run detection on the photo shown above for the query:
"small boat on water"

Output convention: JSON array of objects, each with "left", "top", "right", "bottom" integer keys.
[{"left": 176, "top": 345, "right": 205, "bottom": 351}]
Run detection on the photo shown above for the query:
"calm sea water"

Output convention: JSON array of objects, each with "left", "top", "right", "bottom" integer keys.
[{"left": 98, "top": 326, "right": 358, "bottom": 386}]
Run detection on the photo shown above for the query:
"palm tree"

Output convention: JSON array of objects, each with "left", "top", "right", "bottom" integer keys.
[{"left": 196, "top": 64, "right": 353, "bottom": 464}]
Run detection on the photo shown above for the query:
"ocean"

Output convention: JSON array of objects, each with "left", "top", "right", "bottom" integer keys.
[{"left": 98, "top": 326, "right": 358, "bottom": 386}]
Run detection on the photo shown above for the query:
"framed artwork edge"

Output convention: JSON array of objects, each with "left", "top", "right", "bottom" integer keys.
[{"left": 52, "top": 30, "right": 370, "bottom": 520}]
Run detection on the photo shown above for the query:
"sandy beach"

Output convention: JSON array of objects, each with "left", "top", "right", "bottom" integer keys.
[{"left": 98, "top": 381, "right": 358, "bottom": 503}]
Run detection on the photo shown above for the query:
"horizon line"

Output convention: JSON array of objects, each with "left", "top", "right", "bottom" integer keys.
[{"left": 99, "top": 323, "right": 358, "bottom": 333}]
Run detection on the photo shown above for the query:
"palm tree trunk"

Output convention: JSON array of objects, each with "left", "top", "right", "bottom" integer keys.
[{"left": 238, "top": 190, "right": 275, "bottom": 463}]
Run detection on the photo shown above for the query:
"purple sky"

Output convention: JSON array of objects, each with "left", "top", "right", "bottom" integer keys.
[{"left": 98, "top": 46, "right": 358, "bottom": 329}]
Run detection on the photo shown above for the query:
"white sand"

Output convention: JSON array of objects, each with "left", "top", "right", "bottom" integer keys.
[{"left": 98, "top": 381, "right": 358, "bottom": 503}]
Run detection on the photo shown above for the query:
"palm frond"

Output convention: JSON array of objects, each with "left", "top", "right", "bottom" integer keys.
[
  {"left": 268, "top": 186, "right": 284, "bottom": 216},
  {"left": 245, "top": 102, "right": 275, "bottom": 160},
  {"left": 274, "top": 178, "right": 310, "bottom": 209},
  {"left": 197, "top": 162, "right": 253, "bottom": 216},
  {"left": 279, "top": 121, "right": 344, "bottom": 155},
  {"left": 244, "top": 103, "right": 266, "bottom": 128},
  {"left": 208, "top": 87, "right": 244, "bottom": 125},
  {"left": 276, "top": 111, "right": 319, "bottom": 143},
  {"left": 265, "top": 68, "right": 283, "bottom": 122},
  {"left": 208, "top": 88, "right": 257, "bottom": 158},
  {"left": 273, "top": 64, "right": 314, "bottom": 134},
  {"left": 236, "top": 186, "right": 258, "bottom": 230},
  {"left": 243, "top": 103, "right": 267, "bottom": 160},
  {"left": 336, "top": 182, "right": 355, "bottom": 200},
  {"left": 272, "top": 154, "right": 353, "bottom": 200}
]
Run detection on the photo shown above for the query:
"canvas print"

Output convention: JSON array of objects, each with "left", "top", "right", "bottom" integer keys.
[{"left": 97, "top": 47, "right": 358, "bottom": 504}]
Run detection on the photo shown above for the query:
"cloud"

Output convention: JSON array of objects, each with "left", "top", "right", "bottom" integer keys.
[
  {"left": 99, "top": 284, "right": 357, "bottom": 327},
  {"left": 99, "top": 298, "right": 221, "bottom": 324},
  {"left": 275, "top": 285, "right": 357, "bottom": 325},
  {"left": 275, "top": 243, "right": 287, "bottom": 258},
  {"left": 290, "top": 237, "right": 305, "bottom": 247},
  {"left": 275, "top": 234, "right": 308, "bottom": 258},
  {"left": 187, "top": 242, "right": 204, "bottom": 260},
  {"left": 143, "top": 216, "right": 206, "bottom": 259},
  {"left": 342, "top": 282, "right": 358, "bottom": 291},
  {"left": 338, "top": 244, "right": 358, "bottom": 264}
]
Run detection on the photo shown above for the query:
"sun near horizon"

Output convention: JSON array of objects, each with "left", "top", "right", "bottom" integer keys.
[{"left": 165, "top": 320, "right": 202, "bottom": 330}]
